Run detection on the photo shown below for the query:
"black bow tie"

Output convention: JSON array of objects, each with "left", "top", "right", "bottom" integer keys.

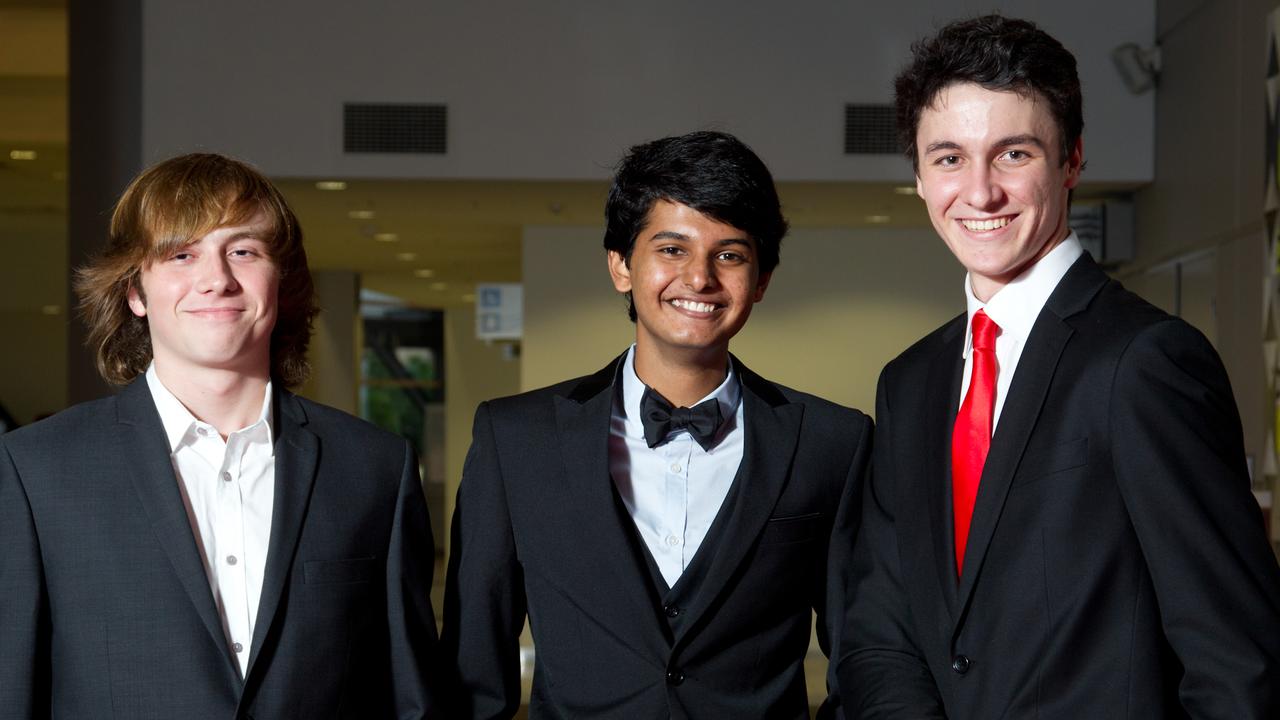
[{"left": 640, "top": 386, "right": 723, "bottom": 451}]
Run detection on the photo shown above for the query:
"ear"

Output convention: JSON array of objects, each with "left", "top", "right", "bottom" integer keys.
[
  {"left": 607, "top": 250, "right": 632, "bottom": 293},
  {"left": 916, "top": 173, "right": 924, "bottom": 198},
  {"left": 1064, "top": 136, "right": 1084, "bottom": 189},
  {"left": 753, "top": 271, "right": 772, "bottom": 303},
  {"left": 126, "top": 285, "right": 147, "bottom": 318}
]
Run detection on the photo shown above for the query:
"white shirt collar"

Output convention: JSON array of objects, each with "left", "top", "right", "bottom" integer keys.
[
  {"left": 619, "top": 344, "right": 740, "bottom": 442},
  {"left": 144, "top": 362, "right": 274, "bottom": 451},
  {"left": 962, "top": 232, "right": 1083, "bottom": 357}
]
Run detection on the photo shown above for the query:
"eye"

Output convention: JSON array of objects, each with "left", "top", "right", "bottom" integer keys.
[
  {"left": 1001, "top": 149, "right": 1031, "bottom": 162},
  {"left": 657, "top": 245, "right": 684, "bottom": 256},
  {"left": 934, "top": 155, "right": 961, "bottom": 167},
  {"left": 169, "top": 250, "right": 194, "bottom": 262},
  {"left": 716, "top": 250, "right": 748, "bottom": 264}
]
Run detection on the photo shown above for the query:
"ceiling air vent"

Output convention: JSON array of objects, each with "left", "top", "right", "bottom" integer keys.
[
  {"left": 343, "top": 103, "right": 447, "bottom": 154},
  {"left": 844, "top": 104, "right": 899, "bottom": 154}
]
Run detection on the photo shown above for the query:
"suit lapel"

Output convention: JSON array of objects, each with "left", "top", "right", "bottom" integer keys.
[
  {"left": 924, "top": 319, "right": 965, "bottom": 620},
  {"left": 246, "top": 390, "right": 320, "bottom": 676},
  {"left": 671, "top": 359, "right": 802, "bottom": 649},
  {"left": 551, "top": 358, "right": 667, "bottom": 657},
  {"left": 115, "top": 378, "right": 240, "bottom": 679},
  {"left": 954, "top": 254, "right": 1109, "bottom": 622}
]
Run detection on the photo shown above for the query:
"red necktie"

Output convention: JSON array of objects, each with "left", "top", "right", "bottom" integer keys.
[{"left": 952, "top": 310, "right": 999, "bottom": 577}]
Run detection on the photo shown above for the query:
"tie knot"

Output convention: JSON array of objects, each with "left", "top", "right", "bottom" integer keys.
[{"left": 971, "top": 310, "right": 999, "bottom": 351}]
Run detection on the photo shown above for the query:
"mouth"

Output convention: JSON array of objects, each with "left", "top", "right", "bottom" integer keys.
[
  {"left": 188, "top": 308, "right": 245, "bottom": 318},
  {"left": 959, "top": 216, "right": 1014, "bottom": 233},
  {"left": 667, "top": 298, "right": 721, "bottom": 314}
]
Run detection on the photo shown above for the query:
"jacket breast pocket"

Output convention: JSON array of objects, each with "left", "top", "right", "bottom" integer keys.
[
  {"left": 758, "top": 512, "right": 822, "bottom": 546},
  {"left": 303, "top": 556, "right": 378, "bottom": 585},
  {"left": 1012, "top": 437, "right": 1088, "bottom": 488}
]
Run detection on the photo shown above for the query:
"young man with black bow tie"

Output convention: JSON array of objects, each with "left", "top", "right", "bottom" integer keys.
[{"left": 440, "top": 130, "right": 872, "bottom": 719}]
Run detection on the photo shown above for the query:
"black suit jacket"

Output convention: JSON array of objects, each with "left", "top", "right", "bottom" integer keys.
[
  {"left": 837, "top": 254, "right": 1280, "bottom": 718},
  {"left": 0, "top": 378, "right": 438, "bottom": 719},
  {"left": 441, "top": 354, "right": 871, "bottom": 719}
]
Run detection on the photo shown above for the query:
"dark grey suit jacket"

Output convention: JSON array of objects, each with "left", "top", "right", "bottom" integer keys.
[
  {"left": 440, "top": 354, "right": 872, "bottom": 719},
  {"left": 837, "top": 253, "right": 1280, "bottom": 719},
  {"left": 0, "top": 377, "right": 439, "bottom": 719}
]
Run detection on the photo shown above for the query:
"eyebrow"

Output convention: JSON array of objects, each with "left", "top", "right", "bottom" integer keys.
[
  {"left": 924, "top": 134, "right": 1048, "bottom": 156},
  {"left": 648, "top": 230, "right": 752, "bottom": 247}
]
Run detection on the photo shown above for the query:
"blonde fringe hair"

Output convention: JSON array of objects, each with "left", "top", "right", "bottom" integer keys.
[{"left": 74, "top": 153, "right": 318, "bottom": 387}]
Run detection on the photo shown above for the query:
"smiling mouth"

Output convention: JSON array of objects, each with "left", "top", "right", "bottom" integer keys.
[
  {"left": 668, "top": 298, "right": 720, "bottom": 313},
  {"left": 960, "top": 216, "right": 1013, "bottom": 232}
]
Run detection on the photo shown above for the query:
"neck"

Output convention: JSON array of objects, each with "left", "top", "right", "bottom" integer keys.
[
  {"left": 632, "top": 341, "right": 729, "bottom": 408},
  {"left": 153, "top": 359, "right": 270, "bottom": 438}
]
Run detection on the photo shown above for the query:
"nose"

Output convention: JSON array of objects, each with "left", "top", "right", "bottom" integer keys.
[
  {"left": 196, "top": 254, "right": 239, "bottom": 294},
  {"left": 960, "top": 162, "right": 1005, "bottom": 210},
  {"left": 681, "top": 254, "right": 719, "bottom": 291}
]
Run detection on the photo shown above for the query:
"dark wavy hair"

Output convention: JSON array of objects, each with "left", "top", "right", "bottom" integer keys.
[
  {"left": 75, "top": 153, "right": 318, "bottom": 387},
  {"left": 895, "top": 14, "right": 1083, "bottom": 170},
  {"left": 603, "top": 130, "right": 787, "bottom": 321}
]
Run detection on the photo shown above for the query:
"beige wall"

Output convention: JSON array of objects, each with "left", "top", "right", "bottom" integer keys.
[
  {"left": 1128, "top": 0, "right": 1276, "bottom": 540},
  {"left": 521, "top": 225, "right": 962, "bottom": 415},
  {"left": 442, "top": 305, "right": 521, "bottom": 554},
  {"left": 298, "top": 270, "right": 360, "bottom": 414}
]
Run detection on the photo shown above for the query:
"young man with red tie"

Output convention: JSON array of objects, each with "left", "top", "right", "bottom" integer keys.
[{"left": 837, "top": 15, "right": 1280, "bottom": 719}]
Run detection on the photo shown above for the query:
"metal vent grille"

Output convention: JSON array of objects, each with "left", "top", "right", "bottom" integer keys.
[
  {"left": 343, "top": 103, "right": 447, "bottom": 154},
  {"left": 844, "top": 104, "right": 899, "bottom": 154}
]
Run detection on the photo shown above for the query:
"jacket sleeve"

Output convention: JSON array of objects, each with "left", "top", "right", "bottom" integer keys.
[
  {"left": 385, "top": 439, "right": 441, "bottom": 719},
  {"left": 439, "top": 402, "right": 527, "bottom": 720},
  {"left": 0, "top": 439, "right": 50, "bottom": 719},
  {"left": 818, "top": 412, "right": 873, "bottom": 709},
  {"left": 835, "top": 371, "right": 947, "bottom": 719},
  {"left": 1109, "top": 319, "right": 1280, "bottom": 719}
]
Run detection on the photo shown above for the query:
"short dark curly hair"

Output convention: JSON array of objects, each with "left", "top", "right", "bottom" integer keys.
[
  {"left": 603, "top": 130, "right": 787, "bottom": 321},
  {"left": 894, "top": 14, "right": 1083, "bottom": 171}
]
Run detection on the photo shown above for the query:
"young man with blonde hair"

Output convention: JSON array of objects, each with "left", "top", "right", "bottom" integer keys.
[{"left": 0, "top": 153, "right": 438, "bottom": 718}]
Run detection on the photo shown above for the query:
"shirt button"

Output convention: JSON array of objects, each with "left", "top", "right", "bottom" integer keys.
[
  {"left": 665, "top": 669, "right": 684, "bottom": 685},
  {"left": 669, "top": 463, "right": 682, "bottom": 473},
  {"left": 226, "top": 555, "right": 237, "bottom": 566},
  {"left": 221, "top": 471, "right": 232, "bottom": 482},
  {"left": 233, "top": 642, "right": 243, "bottom": 653},
  {"left": 951, "top": 654, "right": 971, "bottom": 674},
  {"left": 196, "top": 427, "right": 209, "bottom": 437},
  {"left": 665, "top": 535, "right": 681, "bottom": 546},
  {"left": 663, "top": 604, "right": 681, "bottom": 618}
]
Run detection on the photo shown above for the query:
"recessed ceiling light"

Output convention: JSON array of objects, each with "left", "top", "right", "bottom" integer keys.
[
  {"left": 10, "top": 150, "right": 37, "bottom": 161},
  {"left": 893, "top": 186, "right": 916, "bottom": 195},
  {"left": 461, "top": 293, "right": 476, "bottom": 303},
  {"left": 413, "top": 268, "right": 435, "bottom": 278},
  {"left": 347, "top": 209, "right": 376, "bottom": 220},
  {"left": 374, "top": 232, "right": 399, "bottom": 242},
  {"left": 41, "top": 304, "right": 60, "bottom": 315},
  {"left": 315, "top": 181, "right": 347, "bottom": 191},
  {"left": 395, "top": 252, "right": 417, "bottom": 261},
  {"left": 430, "top": 282, "right": 448, "bottom": 291},
  {"left": 866, "top": 214, "right": 891, "bottom": 224}
]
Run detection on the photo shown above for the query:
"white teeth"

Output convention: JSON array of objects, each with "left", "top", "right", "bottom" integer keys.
[
  {"left": 670, "top": 299, "right": 716, "bottom": 313},
  {"left": 961, "top": 217, "right": 1011, "bottom": 232}
]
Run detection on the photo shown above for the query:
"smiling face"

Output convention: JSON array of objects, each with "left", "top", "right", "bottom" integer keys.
[
  {"left": 608, "top": 199, "right": 770, "bottom": 367},
  {"left": 127, "top": 211, "right": 280, "bottom": 380},
  {"left": 915, "top": 82, "right": 1083, "bottom": 301}
]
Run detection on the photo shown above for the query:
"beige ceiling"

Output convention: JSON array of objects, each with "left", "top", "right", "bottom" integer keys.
[{"left": 0, "top": 3, "right": 1132, "bottom": 313}]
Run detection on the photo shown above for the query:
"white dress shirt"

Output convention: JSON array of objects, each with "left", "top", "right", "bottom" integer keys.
[
  {"left": 959, "top": 232, "right": 1083, "bottom": 431},
  {"left": 608, "top": 346, "right": 745, "bottom": 589},
  {"left": 145, "top": 364, "right": 275, "bottom": 678}
]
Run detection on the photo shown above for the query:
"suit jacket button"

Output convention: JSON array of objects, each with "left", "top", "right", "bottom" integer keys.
[
  {"left": 666, "top": 670, "right": 685, "bottom": 685},
  {"left": 951, "top": 655, "right": 971, "bottom": 674},
  {"left": 664, "top": 604, "right": 681, "bottom": 618}
]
